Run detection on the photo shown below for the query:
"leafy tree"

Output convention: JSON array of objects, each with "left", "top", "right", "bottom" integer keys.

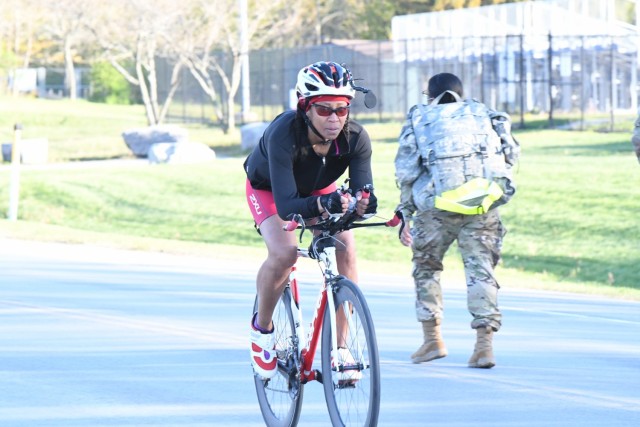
[
  {"left": 323, "top": 0, "right": 396, "bottom": 41},
  {"left": 393, "top": 0, "right": 524, "bottom": 14},
  {"left": 618, "top": 0, "right": 637, "bottom": 24},
  {"left": 309, "top": 0, "right": 529, "bottom": 41},
  {"left": 88, "top": 61, "right": 131, "bottom": 105},
  {"left": 355, "top": 0, "right": 396, "bottom": 39}
]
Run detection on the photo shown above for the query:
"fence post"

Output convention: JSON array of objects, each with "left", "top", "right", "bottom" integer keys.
[
  {"left": 7, "top": 123, "right": 23, "bottom": 221},
  {"left": 547, "top": 33, "right": 554, "bottom": 128},
  {"left": 519, "top": 33, "right": 526, "bottom": 129},
  {"left": 609, "top": 38, "right": 615, "bottom": 132}
]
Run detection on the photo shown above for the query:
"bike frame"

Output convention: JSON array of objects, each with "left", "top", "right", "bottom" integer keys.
[
  {"left": 281, "top": 202, "right": 404, "bottom": 385},
  {"left": 288, "top": 244, "right": 341, "bottom": 384},
  {"left": 253, "top": 198, "right": 403, "bottom": 427}
]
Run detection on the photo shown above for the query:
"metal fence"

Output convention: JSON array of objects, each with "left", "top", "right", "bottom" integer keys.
[{"left": 167, "top": 33, "right": 640, "bottom": 130}]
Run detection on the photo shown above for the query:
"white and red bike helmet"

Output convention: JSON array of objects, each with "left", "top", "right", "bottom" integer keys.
[{"left": 295, "top": 61, "right": 356, "bottom": 101}]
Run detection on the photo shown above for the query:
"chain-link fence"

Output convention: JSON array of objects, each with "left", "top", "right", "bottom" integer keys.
[{"left": 167, "top": 33, "right": 640, "bottom": 130}]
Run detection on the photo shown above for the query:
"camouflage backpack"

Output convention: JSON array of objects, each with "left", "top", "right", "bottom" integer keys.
[{"left": 406, "top": 90, "right": 517, "bottom": 215}]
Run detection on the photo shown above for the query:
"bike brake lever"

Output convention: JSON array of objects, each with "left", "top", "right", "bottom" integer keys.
[
  {"left": 284, "top": 214, "right": 306, "bottom": 243},
  {"left": 393, "top": 211, "right": 406, "bottom": 239}
]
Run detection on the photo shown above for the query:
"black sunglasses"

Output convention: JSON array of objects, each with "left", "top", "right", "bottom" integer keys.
[{"left": 312, "top": 104, "right": 350, "bottom": 117}]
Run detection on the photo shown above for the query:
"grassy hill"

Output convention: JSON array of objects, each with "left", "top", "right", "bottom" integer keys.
[{"left": 0, "top": 96, "right": 638, "bottom": 300}]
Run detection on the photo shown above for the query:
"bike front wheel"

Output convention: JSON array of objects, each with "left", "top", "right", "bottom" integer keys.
[
  {"left": 321, "top": 278, "right": 380, "bottom": 426},
  {"left": 253, "top": 286, "right": 304, "bottom": 427}
]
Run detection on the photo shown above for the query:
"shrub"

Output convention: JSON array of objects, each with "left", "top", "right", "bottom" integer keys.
[{"left": 89, "top": 62, "right": 132, "bottom": 105}]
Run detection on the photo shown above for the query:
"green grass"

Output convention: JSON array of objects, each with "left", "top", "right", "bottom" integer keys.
[
  {"left": 0, "top": 96, "right": 145, "bottom": 161},
  {"left": 499, "top": 130, "right": 640, "bottom": 292},
  {"left": 0, "top": 96, "right": 639, "bottom": 300},
  {"left": 0, "top": 96, "right": 242, "bottom": 161}
]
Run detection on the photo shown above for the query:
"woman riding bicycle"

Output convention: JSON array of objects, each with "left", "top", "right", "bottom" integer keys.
[{"left": 244, "top": 61, "right": 377, "bottom": 379}]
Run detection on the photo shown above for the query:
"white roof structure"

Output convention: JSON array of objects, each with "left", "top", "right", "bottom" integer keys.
[{"left": 392, "top": 0, "right": 637, "bottom": 40}]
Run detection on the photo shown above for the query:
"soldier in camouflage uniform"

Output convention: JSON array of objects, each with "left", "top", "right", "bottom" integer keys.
[
  {"left": 394, "top": 73, "right": 519, "bottom": 369},
  {"left": 632, "top": 115, "right": 640, "bottom": 164}
]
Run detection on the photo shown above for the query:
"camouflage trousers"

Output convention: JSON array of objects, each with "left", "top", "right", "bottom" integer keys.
[{"left": 411, "top": 208, "right": 506, "bottom": 331}]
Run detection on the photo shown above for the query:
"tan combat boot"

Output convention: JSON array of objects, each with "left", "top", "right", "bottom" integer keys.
[
  {"left": 411, "top": 319, "right": 448, "bottom": 363},
  {"left": 468, "top": 326, "right": 495, "bottom": 369}
]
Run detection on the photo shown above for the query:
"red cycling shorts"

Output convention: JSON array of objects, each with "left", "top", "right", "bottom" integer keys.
[{"left": 245, "top": 179, "right": 337, "bottom": 226}]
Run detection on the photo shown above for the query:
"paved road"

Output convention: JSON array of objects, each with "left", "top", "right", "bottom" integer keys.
[{"left": 1, "top": 238, "right": 639, "bottom": 426}]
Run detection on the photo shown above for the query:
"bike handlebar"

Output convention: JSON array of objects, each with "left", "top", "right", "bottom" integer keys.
[
  {"left": 283, "top": 209, "right": 405, "bottom": 241},
  {"left": 282, "top": 180, "right": 404, "bottom": 241}
]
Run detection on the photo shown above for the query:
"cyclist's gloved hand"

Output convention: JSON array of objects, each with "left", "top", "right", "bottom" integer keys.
[
  {"left": 319, "top": 191, "right": 344, "bottom": 214},
  {"left": 364, "top": 191, "right": 377, "bottom": 215},
  {"left": 356, "top": 187, "right": 377, "bottom": 217}
]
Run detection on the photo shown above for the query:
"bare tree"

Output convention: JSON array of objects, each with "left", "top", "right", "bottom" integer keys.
[
  {"left": 91, "top": 0, "right": 186, "bottom": 125},
  {"left": 172, "top": 0, "right": 227, "bottom": 124},
  {"left": 41, "top": 0, "right": 93, "bottom": 100},
  {"left": 178, "top": 0, "right": 295, "bottom": 132}
]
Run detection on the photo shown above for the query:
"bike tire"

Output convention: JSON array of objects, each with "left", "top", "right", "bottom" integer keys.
[
  {"left": 321, "top": 279, "right": 381, "bottom": 427},
  {"left": 253, "top": 287, "right": 304, "bottom": 427}
]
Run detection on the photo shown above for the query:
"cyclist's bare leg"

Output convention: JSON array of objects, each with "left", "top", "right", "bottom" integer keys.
[
  {"left": 335, "top": 229, "right": 358, "bottom": 283},
  {"left": 255, "top": 214, "right": 298, "bottom": 330},
  {"left": 335, "top": 230, "right": 358, "bottom": 347}
]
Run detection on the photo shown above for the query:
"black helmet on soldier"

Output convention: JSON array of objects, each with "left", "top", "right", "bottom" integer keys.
[{"left": 426, "top": 73, "right": 463, "bottom": 104}]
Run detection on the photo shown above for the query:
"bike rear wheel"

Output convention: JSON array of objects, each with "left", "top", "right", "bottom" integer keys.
[
  {"left": 321, "top": 278, "right": 380, "bottom": 426},
  {"left": 253, "top": 286, "right": 304, "bottom": 427}
]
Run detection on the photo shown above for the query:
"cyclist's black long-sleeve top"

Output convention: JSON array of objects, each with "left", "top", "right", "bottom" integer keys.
[{"left": 244, "top": 110, "right": 373, "bottom": 220}]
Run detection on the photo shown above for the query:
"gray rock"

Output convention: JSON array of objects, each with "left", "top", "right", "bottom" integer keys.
[
  {"left": 147, "top": 142, "right": 216, "bottom": 164},
  {"left": 2, "top": 138, "right": 49, "bottom": 164},
  {"left": 122, "top": 125, "right": 189, "bottom": 157},
  {"left": 240, "top": 122, "right": 270, "bottom": 151}
]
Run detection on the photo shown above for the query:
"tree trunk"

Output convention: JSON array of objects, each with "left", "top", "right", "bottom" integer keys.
[
  {"left": 63, "top": 37, "right": 77, "bottom": 100},
  {"left": 135, "top": 36, "right": 159, "bottom": 125},
  {"left": 224, "top": 55, "right": 243, "bottom": 133},
  {"left": 185, "top": 60, "right": 224, "bottom": 123},
  {"left": 226, "top": 92, "right": 235, "bottom": 133},
  {"left": 157, "top": 59, "right": 184, "bottom": 124},
  {"left": 135, "top": 59, "right": 157, "bottom": 125}
]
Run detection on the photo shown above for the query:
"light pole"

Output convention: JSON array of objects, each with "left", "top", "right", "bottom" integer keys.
[
  {"left": 239, "top": 0, "right": 251, "bottom": 122},
  {"left": 8, "top": 124, "right": 23, "bottom": 221}
]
